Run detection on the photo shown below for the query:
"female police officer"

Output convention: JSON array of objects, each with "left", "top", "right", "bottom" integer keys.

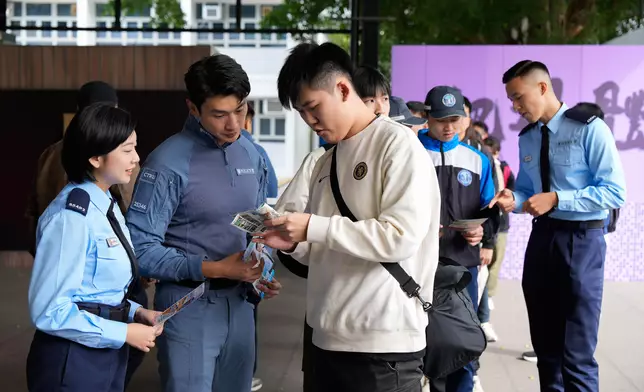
[{"left": 26, "top": 102, "right": 162, "bottom": 392}]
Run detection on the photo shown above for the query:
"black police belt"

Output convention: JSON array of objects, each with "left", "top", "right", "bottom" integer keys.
[
  {"left": 534, "top": 216, "right": 604, "bottom": 230},
  {"left": 76, "top": 300, "right": 131, "bottom": 323}
]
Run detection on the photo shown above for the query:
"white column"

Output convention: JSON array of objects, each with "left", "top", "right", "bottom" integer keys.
[
  {"left": 180, "top": 0, "right": 196, "bottom": 46},
  {"left": 76, "top": 0, "right": 96, "bottom": 46}
]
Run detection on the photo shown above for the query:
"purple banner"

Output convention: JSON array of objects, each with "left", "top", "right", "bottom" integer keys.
[{"left": 392, "top": 45, "right": 644, "bottom": 281}]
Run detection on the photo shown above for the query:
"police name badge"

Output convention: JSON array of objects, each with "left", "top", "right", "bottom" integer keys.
[{"left": 106, "top": 237, "right": 120, "bottom": 247}]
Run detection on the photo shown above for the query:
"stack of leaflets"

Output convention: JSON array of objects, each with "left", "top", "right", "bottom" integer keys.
[
  {"left": 230, "top": 203, "right": 280, "bottom": 298},
  {"left": 230, "top": 203, "right": 281, "bottom": 234},
  {"left": 243, "top": 242, "right": 275, "bottom": 299}
]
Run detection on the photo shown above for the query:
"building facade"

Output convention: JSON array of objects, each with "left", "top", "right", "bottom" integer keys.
[{"left": 6, "top": 0, "right": 318, "bottom": 179}]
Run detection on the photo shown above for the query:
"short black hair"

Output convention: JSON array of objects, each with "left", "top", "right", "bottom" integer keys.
[
  {"left": 353, "top": 65, "right": 391, "bottom": 99},
  {"left": 472, "top": 120, "right": 489, "bottom": 134},
  {"left": 484, "top": 135, "right": 501, "bottom": 154},
  {"left": 184, "top": 54, "right": 251, "bottom": 110},
  {"left": 406, "top": 101, "right": 425, "bottom": 115},
  {"left": 573, "top": 102, "right": 605, "bottom": 120},
  {"left": 277, "top": 42, "right": 354, "bottom": 110},
  {"left": 463, "top": 96, "right": 472, "bottom": 114},
  {"left": 246, "top": 101, "right": 255, "bottom": 119},
  {"left": 62, "top": 103, "right": 136, "bottom": 184},
  {"left": 502, "top": 60, "right": 550, "bottom": 84},
  {"left": 77, "top": 81, "right": 118, "bottom": 111}
]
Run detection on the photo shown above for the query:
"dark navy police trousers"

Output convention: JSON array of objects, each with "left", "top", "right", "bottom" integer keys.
[
  {"left": 27, "top": 330, "right": 129, "bottom": 392},
  {"left": 523, "top": 218, "right": 606, "bottom": 392}
]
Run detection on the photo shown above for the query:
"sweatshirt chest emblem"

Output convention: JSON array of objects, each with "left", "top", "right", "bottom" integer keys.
[
  {"left": 353, "top": 162, "right": 368, "bottom": 180},
  {"left": 457, "top": 169, "right": 472, "bottom": 187}
]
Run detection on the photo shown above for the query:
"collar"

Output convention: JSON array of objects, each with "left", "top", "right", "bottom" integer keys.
[
  {"left": 241, "top": 129, "right": 255, "bottom": 142},
  {"left": 184, "top": 115, "right": 238, "bottom": 149},
  {"left": 76, "top": 181, "right": 113, "bottom": 215},
  {"left": 540, "top": 102, "right": 568, "bottom": 134},
  {"left": 418, "top": 131, "right": 460, "bottom": 152}
]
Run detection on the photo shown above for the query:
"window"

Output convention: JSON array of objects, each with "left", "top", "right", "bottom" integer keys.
[
  {"left": 229, "top": 22, "right": 239, "bottom": 40},
  {"left": 275, "top": 119, "right": 285, "bottom": 136},
  {"left": 42, "top": 21, "right": 51, "bottom": 37},
  {"left": 260, "top": 5, "right": 273, "bottom": 17},
  {"left": 57, "top": 4, "right": 74, "bottom": 16},
  {"left": 127, "top": 6, "right": 151, "bottom": 17},
  {"left": 26, "top": 4, "right": 51, "bottom": 16},
  {"left": 12, "top": 2, "right": 23, "bottom": 16},
  {"left": 127, "top": 21, "right": 137, "bottom": 39},
  {"left": 96, "top": 21, "right": 107, "bottom": 38},
  {"left": 96, "top": 4, "right": 109, "bottom": 16},
  {"left": 265, "top": 100, "right": 282, "bottom": 113},
  {"left": 259, "top": 119, "right": 271, "bottom": 136},
  {"left": 229, "top": 5, "right": 256, "bottom": 19},
  {"left": 252, "top": 99, "right": 287, "bottom": 142}
]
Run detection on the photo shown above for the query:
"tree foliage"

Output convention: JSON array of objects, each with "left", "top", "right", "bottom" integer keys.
[
  {"left": 112, "top": 0, "right": 185, "bottom": 27},
  {"left": 262, "top": 0, "right": 644, "bottom": 74}
]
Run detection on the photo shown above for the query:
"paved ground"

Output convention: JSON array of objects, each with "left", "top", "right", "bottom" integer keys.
[{"left": 1, "top": 250, "right": 642, "bottom": 391}]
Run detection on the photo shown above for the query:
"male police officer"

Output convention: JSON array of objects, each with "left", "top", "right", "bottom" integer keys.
[
  {"left": 127, "top": 54, "right": 281, "bottom": 392},
  {"left": 490, "top": 60, "right": 626, "bottom": 392}
]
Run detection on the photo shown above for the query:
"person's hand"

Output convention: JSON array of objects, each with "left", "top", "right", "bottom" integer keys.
[
  {"left": 134, "top": 308, "right": 162, "bottom": 326},
  {"left": 126, "top": 323, "right": 159, "bottom": 352},
  {"left": 256, "top": 278, "right": 282, "bottom": 300},
  {"left": 217, "top": 252, "right": 263, "bottom": 282},
  {"left": 489, "top": 189, "right": 515, "bottom": 213},
  {"left": 263, "top": 213, "right": 312, "bottom": 243},
  {"left": 461, "top": 225, "right": 484, "bottom": 246},
  {"left": 523, "top": 192, "right": 558, "bottom": 217},
  {"left": 480, "top": 248, "right": 493, "bottom": 266},
  {"left": 439, "top": 224, "right": 444, "bottom": 238},
  {"left": 140, "top": 278, "right": 158, "bottom": 289}
]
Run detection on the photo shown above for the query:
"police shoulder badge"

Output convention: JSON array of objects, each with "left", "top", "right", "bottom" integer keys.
[{"left": 353, "top": 162, "right": 368, "bottom": 180}]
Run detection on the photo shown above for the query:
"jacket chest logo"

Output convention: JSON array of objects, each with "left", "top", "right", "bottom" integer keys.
[
  {"left": 457, "top": 169, "right": 472, "bottom": 186},
  {"left": 353, "top": 162, "right": 368, "bottom": 180},
  {"left": 236, "top": 168, "right": 255, "bottom": 176}
]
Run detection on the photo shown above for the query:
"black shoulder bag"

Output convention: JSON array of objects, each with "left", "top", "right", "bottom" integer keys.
[{"left": 329, "top": 146, "right": 487, "bottom": 379}]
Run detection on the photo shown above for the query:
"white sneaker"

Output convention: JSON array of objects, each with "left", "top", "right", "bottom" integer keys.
[
  {"left": 488, "top": 297, "right": 495, "bottom": 310},
  {"left": 421, "top": 376, "right": 430, "bottom": 392},
  {"left": 251, "top": 377, "right": 263, "bottom": 391},
  {"left": 481, "top": 322, "right": 499, "bottom": 342},
  {"left": 473, "top": 375, "right": 485, "bottom": 392}
]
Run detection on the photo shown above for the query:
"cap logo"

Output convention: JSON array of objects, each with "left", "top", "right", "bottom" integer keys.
[{"left": 442, "top": 93, "right": 456, "bottom": 107}]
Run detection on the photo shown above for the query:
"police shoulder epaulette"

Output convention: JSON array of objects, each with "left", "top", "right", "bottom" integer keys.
[
  {"left": 65, "top": 188, "right": 90, "bottom": 216},
  {"left": 564, "top": 107, "right": 598, "bottom": 125},
  {"left": 519, "top": 122, "right": 538, "bottom": 137}
]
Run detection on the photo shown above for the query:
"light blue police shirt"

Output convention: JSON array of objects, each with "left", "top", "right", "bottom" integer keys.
[
  {"left": 28, "top": 181, "right": 141, "bottom": 349},
  {"left": 513, "top": 103, "right": 627, "bottom": 221}
]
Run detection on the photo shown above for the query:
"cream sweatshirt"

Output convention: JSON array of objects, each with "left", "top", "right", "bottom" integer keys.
[{"left": 284, "top": 116, "right": 441, "bottom": 354}]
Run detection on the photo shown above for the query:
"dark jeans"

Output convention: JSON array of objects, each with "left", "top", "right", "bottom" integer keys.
[
  {"left": 310, "top": 345, "right": 423, "bottom": 392},
  {"left": 478, "top": 286, "right": 490, "bottom": 324}
]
